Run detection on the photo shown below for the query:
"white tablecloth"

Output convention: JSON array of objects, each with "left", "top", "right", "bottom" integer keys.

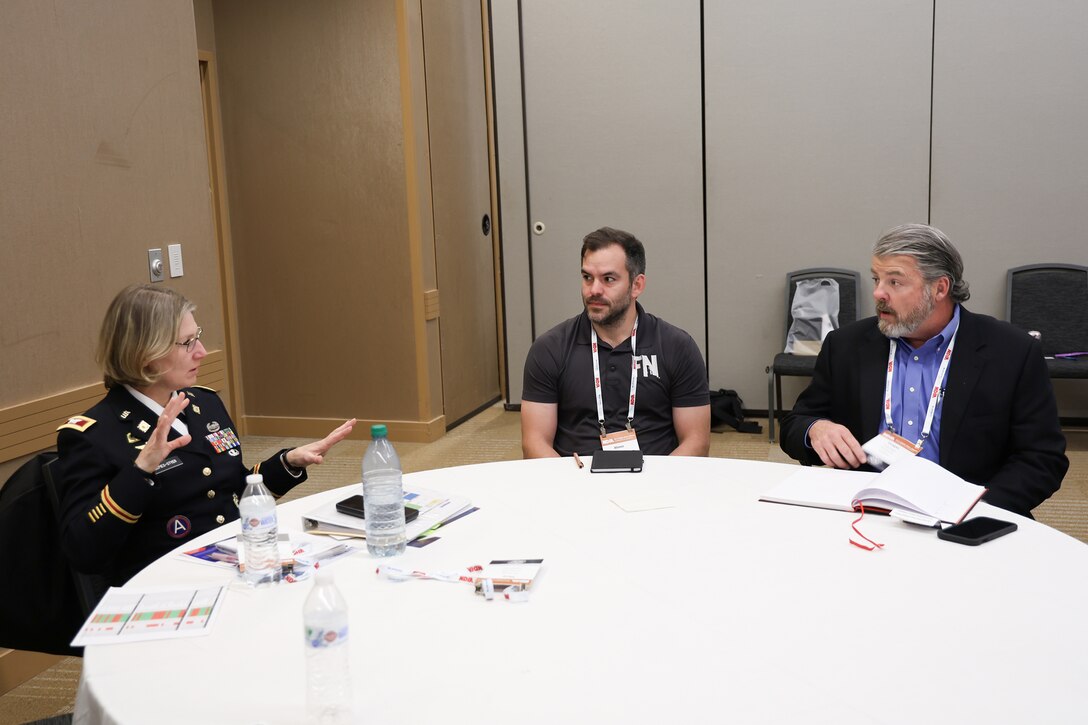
[{"left": 75, "top": 456, "right": 1088, "bottom": 724}]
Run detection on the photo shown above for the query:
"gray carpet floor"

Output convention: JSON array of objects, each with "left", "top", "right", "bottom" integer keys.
[{"left": 3, "top": 407, "right": 1085, "bottom": 723}]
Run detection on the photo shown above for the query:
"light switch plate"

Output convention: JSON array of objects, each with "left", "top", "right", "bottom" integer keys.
[
  {"left": 148, "top": 248, "right": 164, "bottom": 282},
  {"left": 168, "top": 243, "right": 184, "bottom": 277}
]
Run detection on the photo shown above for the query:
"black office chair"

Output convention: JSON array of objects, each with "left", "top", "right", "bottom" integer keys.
[
  {"left": 766, "top": 268, "right": 861, "bottom": 442},
  {"left": 1006, "top": 263, "right": 1088, "bottom": 379},
  {"left": 42, "top": 456, "right": 108, "bottom": 619},
  {"left": 0, "top": 452, "right": 98, "bottom": 655}
]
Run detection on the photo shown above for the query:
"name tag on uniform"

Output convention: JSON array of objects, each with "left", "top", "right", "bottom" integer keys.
[
  {"left": 862, "top": 430, "right": 920, "bottom": 470},
  {"left": 205, "top": 428, "right": 240, "bottom": 454},
  {"left": 156, "top": 456, "right": 183, "bottom": 474},
  {"left": 600, "top": 428, "right": 640, "bottom": 451}
]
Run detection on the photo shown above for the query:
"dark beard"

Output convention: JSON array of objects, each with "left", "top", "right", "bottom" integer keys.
[{"left": 585, "top": 296, "right": 632, "bottom": 330}]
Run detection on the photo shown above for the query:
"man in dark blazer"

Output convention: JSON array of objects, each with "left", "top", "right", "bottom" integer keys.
[{"left": 780, "top": 224, "right": 1067, "bottom": 517}]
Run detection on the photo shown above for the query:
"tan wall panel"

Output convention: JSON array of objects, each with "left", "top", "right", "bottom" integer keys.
[
  {"left": 245, "top": 414, "right": 444, "bottom": 444},
  {"left": 212, "top": 0, "right": 421, "bottom": 423},
  {"left": 0, "top": 351, "right": 228, "bottom": 466},
  {"left": 398, "top": 0, "right": 445, "bottom": 425},
  {"left": 422, "top": 0, "right": 500, "bottom": 423},
  {"left": 193, "top": 0, "right": 217, "bottom": 53},
  {"left": 0, "top": 1, "right": 224, "bottom": 414}
]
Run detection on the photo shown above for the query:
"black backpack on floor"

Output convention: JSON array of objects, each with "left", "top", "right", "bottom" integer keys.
[{"left": 709, "top": 389, "right": 762, "bottom": 434}]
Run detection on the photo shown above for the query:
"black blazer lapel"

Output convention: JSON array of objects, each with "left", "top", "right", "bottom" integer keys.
[
  {"left": 939, "top": 309, "right": 985, "bottom": 467},
  {"left": 857, "top": 324, "right": 889, "bottom": 440}
]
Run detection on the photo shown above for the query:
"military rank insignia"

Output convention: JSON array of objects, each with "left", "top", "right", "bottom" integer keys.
[
  {"left": 205, "top": 427, "right": 240, "bottom": 454},
  {"left": 57, "top": 415, "right": 96, "bottom": 432}
]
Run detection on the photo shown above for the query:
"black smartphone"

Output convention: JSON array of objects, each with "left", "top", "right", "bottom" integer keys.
[
  {"left": 335, "top": 494, "right": 419, "bottom": 523},
  {"left": 937, "top": 516, "right": 1017, "bottom": 546},
  {"left": 590, "top": 449, "right": 644, "bottom": 473}
]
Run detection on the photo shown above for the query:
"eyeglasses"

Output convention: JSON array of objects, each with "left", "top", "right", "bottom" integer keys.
[{"left": 175, "top": 327, "right": 203, "bottom": 353}]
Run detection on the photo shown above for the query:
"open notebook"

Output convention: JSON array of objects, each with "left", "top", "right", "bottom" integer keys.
[{"left": 760, "top": 456, "right": 986, "bottom": 524}]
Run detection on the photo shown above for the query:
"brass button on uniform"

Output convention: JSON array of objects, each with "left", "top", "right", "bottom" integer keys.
[
  {"left": 206, "top": 490, "right": 216, "bottom": 499},
  {"left": 202, "top": 467, "right": 212, "bottom": 477},
  {"left": 215, "top": 515, "right": 225, "bottom": 524}
]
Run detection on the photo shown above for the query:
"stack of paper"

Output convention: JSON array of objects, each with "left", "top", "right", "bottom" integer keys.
[
  {"left": 180, "top": 533, "right": 355, "bottom": 580},
  {"left": 302, "top": 486, "right": 473, "bottom": 543}
]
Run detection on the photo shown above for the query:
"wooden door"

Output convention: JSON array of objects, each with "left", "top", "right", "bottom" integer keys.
[
  {"left": 198, "top": 52, "right": 245, "bottom": 428},
  {"left": 422, "top": 0, "right": 501, "bottom": 427}
]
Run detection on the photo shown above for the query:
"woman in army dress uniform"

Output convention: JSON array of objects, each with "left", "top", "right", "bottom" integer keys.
[{"left": 56, "top": 285, "right": 355, "bottom": 585}]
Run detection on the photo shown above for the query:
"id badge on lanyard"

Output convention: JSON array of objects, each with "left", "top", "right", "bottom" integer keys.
[
  {"left": 863, "top": 332, "right": 957, "bottom": 470},
  {"left": 591, "top": 321, "right": 641, "bottom": 451}
]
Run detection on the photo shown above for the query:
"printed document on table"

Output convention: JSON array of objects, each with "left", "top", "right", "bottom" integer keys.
[
  {"left": 178, "top": 533, "right": 357, "bottom": 581},
  {"left": 71, "top": 585, "right": 226, "bottom": 647}
]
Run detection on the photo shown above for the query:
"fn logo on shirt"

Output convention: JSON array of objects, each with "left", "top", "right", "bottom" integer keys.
[{"left": 635, "top": 355, "right": 660, "bottom": 379}]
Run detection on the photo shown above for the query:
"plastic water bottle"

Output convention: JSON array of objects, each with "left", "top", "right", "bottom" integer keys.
[
  {"left": 304, "top": 571, "right": 353, "bottom": 724},
  {"left": 362, "top": 423, "right": 406, "bottom": 556},
  {"left": 239, "top": 473, "right": 280, "bottom": 587}
]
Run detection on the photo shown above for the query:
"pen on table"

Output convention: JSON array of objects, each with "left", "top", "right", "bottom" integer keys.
[{"left": 573, "top": 452, "right": 584, "bottom": 469}]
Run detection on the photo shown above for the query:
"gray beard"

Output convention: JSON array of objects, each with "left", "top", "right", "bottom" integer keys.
[{"left": 876, "top": 289, "right": 934, "bottom": 338}]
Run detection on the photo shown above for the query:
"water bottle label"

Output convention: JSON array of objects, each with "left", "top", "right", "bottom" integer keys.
[
  {"left": 242, "top": 513, "right": 276, "bottom": 531},
  {"left": 306, "top": 625, "right": 349, "bottom": 649}
]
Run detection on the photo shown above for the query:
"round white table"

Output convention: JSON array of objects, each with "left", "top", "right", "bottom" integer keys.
[{"left": 75, "top": 456, "right": 1088, "bottom": 724}]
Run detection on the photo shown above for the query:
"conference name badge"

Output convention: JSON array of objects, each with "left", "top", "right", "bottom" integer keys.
[
  {"left": 600, "top": 428, "right": 639, "bottom": 451},
  {"left": 862, "top": 430, "right": 920, "bottom": 471}
]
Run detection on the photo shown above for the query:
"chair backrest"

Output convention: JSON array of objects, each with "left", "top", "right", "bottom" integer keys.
[
  {"left": 1006, "top": 263, "right": 1088, "bottom": 356},
  {"left": 783, "top": 267, "right": 862, "bottom": 337},
  {"left": 0, "top": 452, "right": 83, "bottom": 655},
  {"left": 42, "top": 456, "right": 108, "bottom": 619}
]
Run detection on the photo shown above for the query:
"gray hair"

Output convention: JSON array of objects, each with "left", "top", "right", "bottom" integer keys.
[{"left": 873, "top": 223, "right": 970, "bottom": 303}]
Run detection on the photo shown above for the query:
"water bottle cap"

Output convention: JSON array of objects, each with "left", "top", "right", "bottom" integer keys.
[
  {"left": 370, "top": 424, "right": 388, "bottom": 438},
  {"left": 245, "top": 473, "right": 263, "bottom": 484}
]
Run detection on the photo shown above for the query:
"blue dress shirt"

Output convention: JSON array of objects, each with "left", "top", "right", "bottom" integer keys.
[{"left": 882, "top": 304, "right": 961, "bottom": 464}]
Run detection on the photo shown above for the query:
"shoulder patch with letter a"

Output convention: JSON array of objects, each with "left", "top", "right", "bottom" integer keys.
[{"left": 167, "top": 515, "right": 192, "bottom": 539}]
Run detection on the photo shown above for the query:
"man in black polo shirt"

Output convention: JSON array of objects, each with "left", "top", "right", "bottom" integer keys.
[{"left": 521, "top": 227, "right": 711, "bottom": 457}]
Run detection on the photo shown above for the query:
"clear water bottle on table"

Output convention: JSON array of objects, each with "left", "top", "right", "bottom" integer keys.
[
  {"left": 362, "top": 423, "right": 406, "bottom": 557},
  {"left": 304, "top": 570, "right": 353, "bottom": 724},
  {"left": 239, "top": 473, "right": 281, "bottom": 587}
]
